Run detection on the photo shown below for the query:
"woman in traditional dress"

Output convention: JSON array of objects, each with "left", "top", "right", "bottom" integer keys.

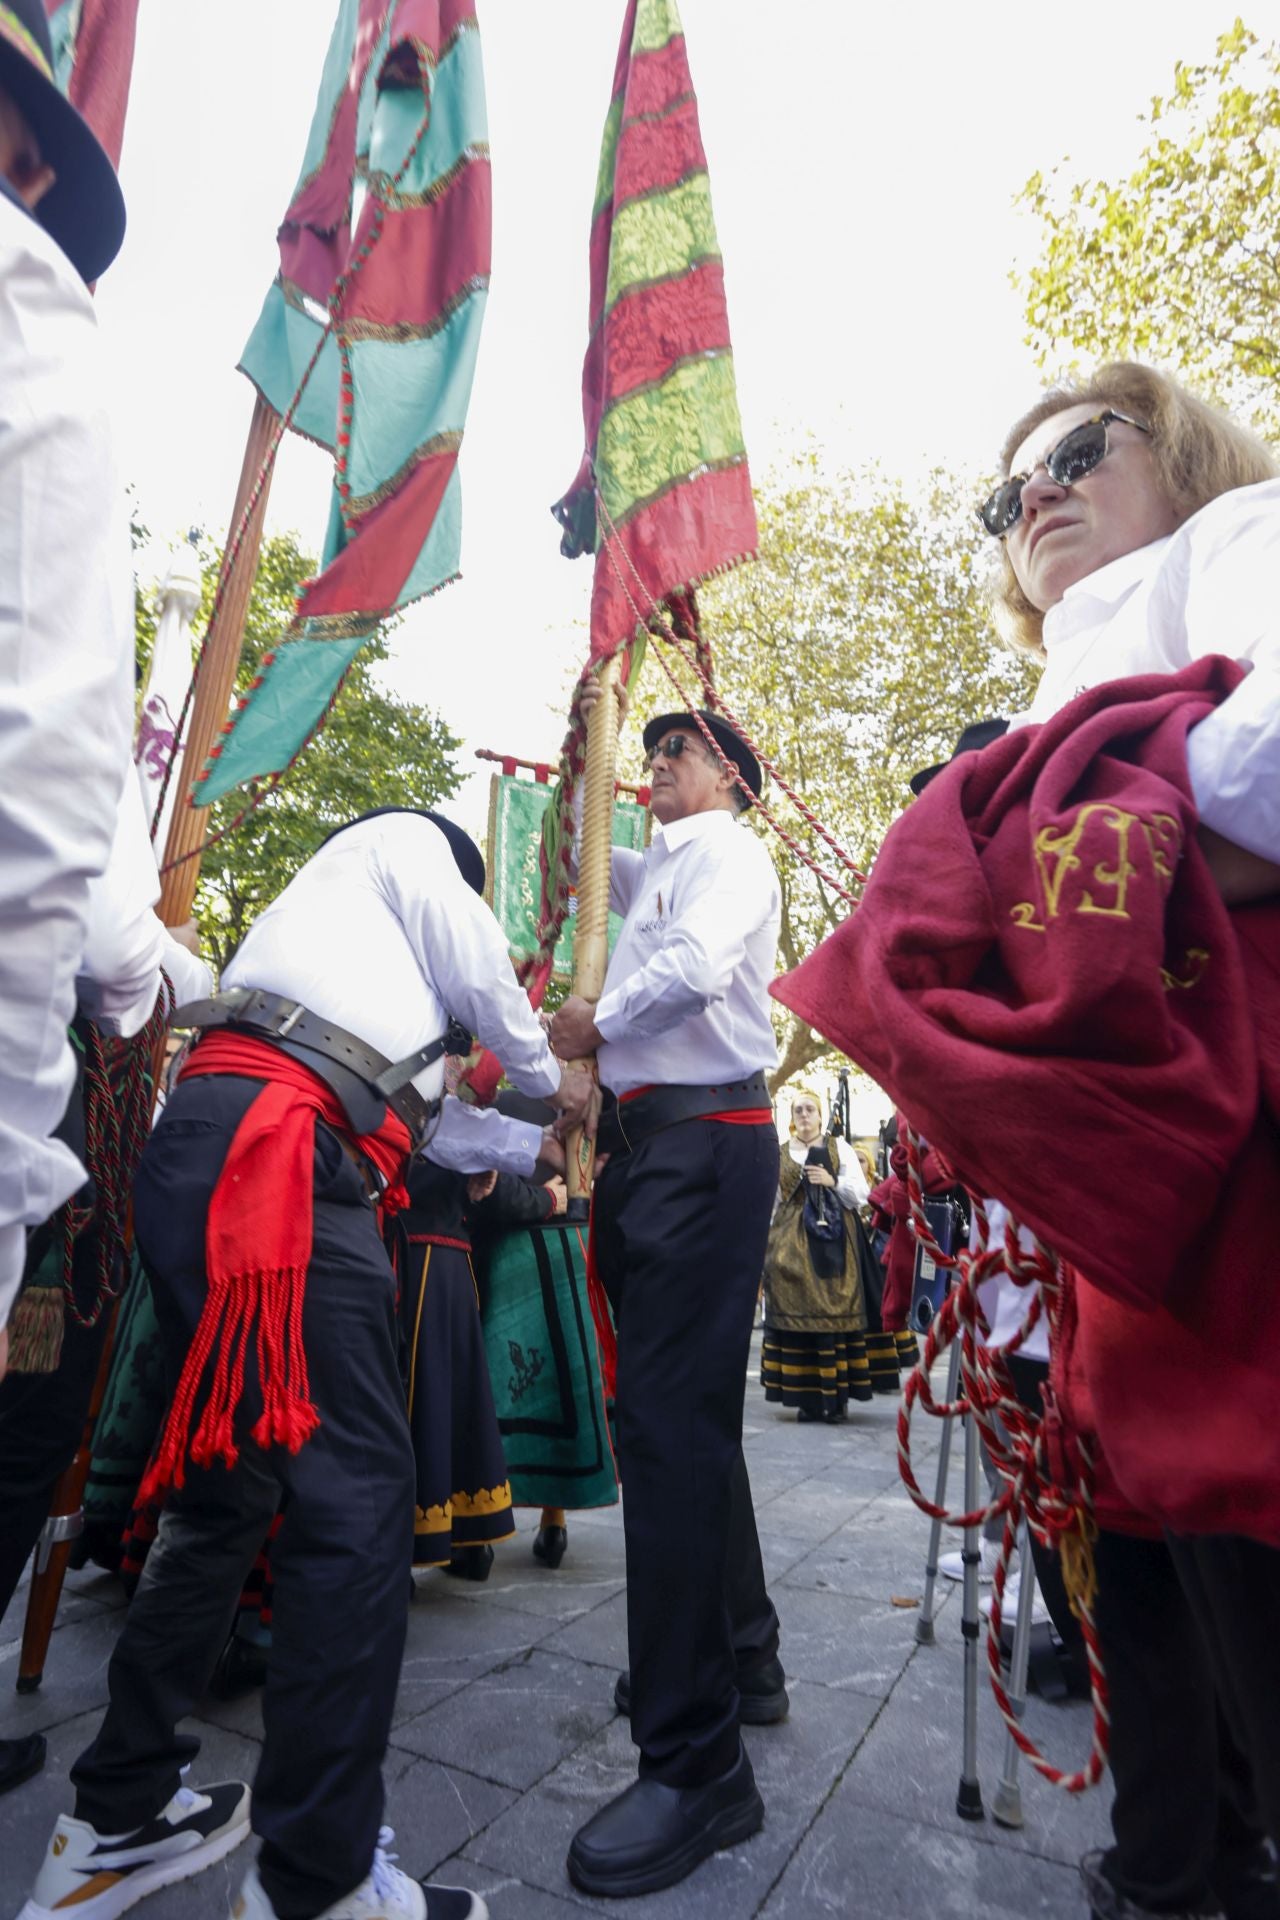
[
  {"left": 760, "top": 1091, "right": 878, "bottom": 1422},
  {"left": 398, "top": 1158, "right": 516, "bottom": 1581}
]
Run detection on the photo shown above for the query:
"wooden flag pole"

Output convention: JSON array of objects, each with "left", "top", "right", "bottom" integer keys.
[
  {"left": 157, "top": 392, "right": 280, "bottom": 928},
  {"left": 565, "top": 654, "right": 622, "bottom": 1219}
]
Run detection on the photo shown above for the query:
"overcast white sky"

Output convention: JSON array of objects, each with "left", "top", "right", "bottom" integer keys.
[{"left": 96, "top": 0, "right": 1280, "bottom": 868}]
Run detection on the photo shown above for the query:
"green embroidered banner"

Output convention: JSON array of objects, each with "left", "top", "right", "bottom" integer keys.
[{"left": 487, "top": 775, "right": 647, "bottom": 977}]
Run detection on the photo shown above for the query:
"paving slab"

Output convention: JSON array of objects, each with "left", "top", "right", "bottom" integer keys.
[
  {"left": 760, "top": 1800, "right": 1084, "bottom": 1920},
  {"left": 461, "top": 1678, "right": 881, "bottom": 1920},
  {"left": 0, "top": 1355, "right": 1113, "bottom": 1920},
  {"left": 0, "top": 1604, "right": 126, "bottom": 1740},
  {"left": 834, "top": 1614, "right": 1114, "bottom": 1869},
  {"left": 392, "top": 1648, "right": 622, "bottom": 1791},
  {"left": 0, "top": 1561, "right": 125, "bottom": 1647},
  {"left": 779, "top": 1500, "right": 941, "bottom": 1606}
]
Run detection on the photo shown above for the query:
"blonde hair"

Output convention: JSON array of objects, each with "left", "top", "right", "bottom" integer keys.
[
  {"left": 992, "top": 362, "right": 1278, "bottom": 659},
  {"left": 788, "top": 1087, "right": 823, "bottom": 1135}
]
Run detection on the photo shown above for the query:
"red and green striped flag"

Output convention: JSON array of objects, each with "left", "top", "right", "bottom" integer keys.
[
  {"left": 522, "top": 0, "right": 757, "bottom": 1000},
  {"left": 194, "top": 0, "right": 490, "bottom": 806},
  {"left": 553, "top": 0, "right": 757, "bottom": 661}
]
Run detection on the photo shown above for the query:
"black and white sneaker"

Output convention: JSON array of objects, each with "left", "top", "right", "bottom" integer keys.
[
  {"left": 235, "top": 1825, "right": 488, "bottom": 1918},
  {"left": 18, "top": 1779, "right": 251, "bottom": 1919}
]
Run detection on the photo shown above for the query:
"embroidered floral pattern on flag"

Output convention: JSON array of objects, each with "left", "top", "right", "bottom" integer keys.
[
  {"left": 194, "top": 0, "right": 490, "bottom": 805},
  {"left": 551, "top": 0, "right": 757, "bottom": 662}
]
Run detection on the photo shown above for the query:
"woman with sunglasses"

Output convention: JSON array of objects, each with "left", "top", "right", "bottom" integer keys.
[{"left": 977, "top": 363, "right": 1280, "bottom": 1920}]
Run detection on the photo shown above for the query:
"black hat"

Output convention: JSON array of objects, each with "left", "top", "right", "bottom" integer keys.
[
  {"left": 641, "top": 709, "right": 763, "bottom": 800},
  {"left": 0, "top": 0, "right": 126, "bottom": 283},
  {"left": 908, "top": 718, "right": 1010, "bottom": 797},
  {"left": 321, "top": 807, "right": 486, "bottom": 896}
]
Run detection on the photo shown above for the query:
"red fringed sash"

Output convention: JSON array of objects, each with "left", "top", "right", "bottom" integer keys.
[{"left": 140, "top": 1031, "right": 411, "bottom": 1499}]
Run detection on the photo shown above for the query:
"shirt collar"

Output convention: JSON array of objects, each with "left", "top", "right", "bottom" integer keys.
[
  {"left": 650, "top": 806, "right": 737, "bottom": 857},
  {"left": 1043, "top": 533, "right": 1171, "bottom": 650}
]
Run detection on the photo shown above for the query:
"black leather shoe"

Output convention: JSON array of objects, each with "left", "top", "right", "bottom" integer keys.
[
  {"left": 1080, "top": 1849, "right": 1225, "bottom": 1920},
  {"left": 208, "top": 1632, "right": 269, "bottom": 1701},
  {"left": 1211, "top": 1837, "right": 1280, "bottom": 1920},
  {"left": 0, "top": 1733, "right": 47, "bottom": 1797},
  {"left": 567, "top": 1743, "right": 763, "bottom": 1896},
  {"left": 445, "top": 1544, "right": 494, "bottom": 1582},
  {"left": 532, "top": 1524, "right": 568, "bottom": 1569},
  {"left": 613, "top": 1656, "right": 789, "bottom": 1726}
]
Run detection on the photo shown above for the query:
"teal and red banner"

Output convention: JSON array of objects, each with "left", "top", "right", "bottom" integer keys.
[
  {"left": 45, "top": 0, "right": 140, "bottom": 165},
  {"left": 553, "top": 0, "right": 757, "bottom": 662},
  {"left": 196, "top": 0, "right": 490, "bottom": 805}
]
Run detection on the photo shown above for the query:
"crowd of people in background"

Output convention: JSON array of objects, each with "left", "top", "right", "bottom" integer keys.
[{"left": 2, "top": 6, "right": 1279, "bottom": 1920}]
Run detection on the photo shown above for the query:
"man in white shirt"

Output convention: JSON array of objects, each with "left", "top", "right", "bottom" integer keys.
[
  {"left": 550, "top": 707, "right": 783, "bottom": 1898},
  {"left": 0, "top": 0, "right": 131, "bottom": 1383},
  {"left": 21, "top": 810, "right": 593, "bottom": 1920},
  {"left": 0, "top": 775, "right": 211, "bottom": 1796}
]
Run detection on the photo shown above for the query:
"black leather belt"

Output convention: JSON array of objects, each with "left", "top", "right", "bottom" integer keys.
[
  {"left": 172, "top": 988, "right": 463, "bottom": 1147},
  {"left": 597, "top": 1072, "right": 772, "bottom": 1157}
]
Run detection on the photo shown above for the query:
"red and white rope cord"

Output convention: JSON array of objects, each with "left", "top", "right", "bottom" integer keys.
[{"left": 895, "top": 1128, "right": 1110, "bottom": 1793}]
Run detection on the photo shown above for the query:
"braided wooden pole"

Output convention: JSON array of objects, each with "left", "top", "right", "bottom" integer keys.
[{"left": 564, "top": 655, "right": 622, "bottom": 1219}]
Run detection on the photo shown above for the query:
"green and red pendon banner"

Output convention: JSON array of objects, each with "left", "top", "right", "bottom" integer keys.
[
  {"left": 194, "top": 0, "right": 490, "bottom": 805},
  {"left": 553, "top": 0, "right": 757, "bottom": 662},
  {"left": 520, "top": 0, "right": 757, "bottom": 1000}
]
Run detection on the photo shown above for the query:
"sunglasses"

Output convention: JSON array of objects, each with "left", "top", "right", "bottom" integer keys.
[
  {"left": 644, "top": 731, "right": 708, "bottom": 769},
  {"left": 978, "top": 409, "right": 1151, "bottom": 538}
]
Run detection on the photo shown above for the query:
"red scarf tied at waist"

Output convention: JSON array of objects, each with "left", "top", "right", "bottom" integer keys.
[{"left": 140, "top": 1030, "right": 412, "bottom": 1500}]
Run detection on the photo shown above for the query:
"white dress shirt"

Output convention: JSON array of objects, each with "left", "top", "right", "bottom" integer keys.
[
  {"left": 223, "top": 811, "right": 561, "bottom": 1108},
  {"left": 785, "top": 1133, "right": 868, "bottom": 1210},
  {"left": 1019, "top": 476, "right": 1280, "bottom": 861},
  {"left": 79, "top": 770, "right": 212, "bottom": 1037},
  {"left": 426, "top": 1098, "right": 542, "bottom": 1177},
  {"left": 0, "top": 197, "right": 135, "bottom": 1331},
  {"left": 592, "top": 807, "right": 780, "bottom": 1096}
]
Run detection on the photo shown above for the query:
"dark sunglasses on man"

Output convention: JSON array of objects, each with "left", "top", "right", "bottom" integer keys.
[
  {"left": 644, "top": 731, "right": 707, "bottom": 768},
  {"left": 978, "top": 409, "right": 1151, "bottom": 538}
]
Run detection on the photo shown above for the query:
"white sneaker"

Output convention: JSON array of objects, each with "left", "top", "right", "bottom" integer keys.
[
  {"left": 939, "top": 1537, "right": 1004, "bottom": 1583},
  {"left": 18, "top": 1779, "right": 250, "bottom": 1920},
  {"left": 980, "top": 1568, "right": 1050, "bottom": 1626},
  {"left": 233, "top": 1829, "right": 489, "bottom": 1920}
]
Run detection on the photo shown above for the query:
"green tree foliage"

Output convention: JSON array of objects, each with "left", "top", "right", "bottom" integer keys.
[
  {"left": 1017, "top": 21, "right": 1280, "bottom": 436},
  {"left": 626, "top": 452, "right": 1039, "bottom": 1091},
  {"left": 137, "top": 530, "right": 462, "bottom": 974}
]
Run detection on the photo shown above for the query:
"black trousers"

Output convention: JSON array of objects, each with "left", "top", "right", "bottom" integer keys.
[
  {"left": 593, "top": 1117, "right": 780, "bottom": 1788},
  {"left": 1092, "top": 1529, "right": 1272, "bottom": 1914},
  {"left": 0, "top": 1255, "right": 111, "bottom": 1616},
  {"left": 1167, "top": 1534, "right": 1280, "bottom": 1858},
  {"left": 1004, "top": 1354, "right": 1090, "bottom": 1693},
  {"left": 70, "top": 1076, "right": 415, "bottom": 1920}
]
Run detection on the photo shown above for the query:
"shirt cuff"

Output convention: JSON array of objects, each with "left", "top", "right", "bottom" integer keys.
[
  {"left": 1185, "top": 680, "right": 1280, "bottom": 864},
  {"left": 514, "top": 1050, "right": 561, "bottom": 1102},
  {"left": 593, "top": 990, "right": 627, "bottom": 1043}
]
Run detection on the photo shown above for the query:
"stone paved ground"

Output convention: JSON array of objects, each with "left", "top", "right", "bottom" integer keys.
[{"left": 0, "top": 1341, "right": 1113, "bottom": 1918}]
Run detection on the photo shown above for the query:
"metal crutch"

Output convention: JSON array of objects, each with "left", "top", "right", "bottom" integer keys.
[
  {"left": 992, "top": 1517, "right": 1037, "bottom": 1828},
  {"left": 956, "top": 1404, "right": 986, "bottom": 1821},
  {"left": 916, "top": 1336, "right": 963, "bottom": 1647}
]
